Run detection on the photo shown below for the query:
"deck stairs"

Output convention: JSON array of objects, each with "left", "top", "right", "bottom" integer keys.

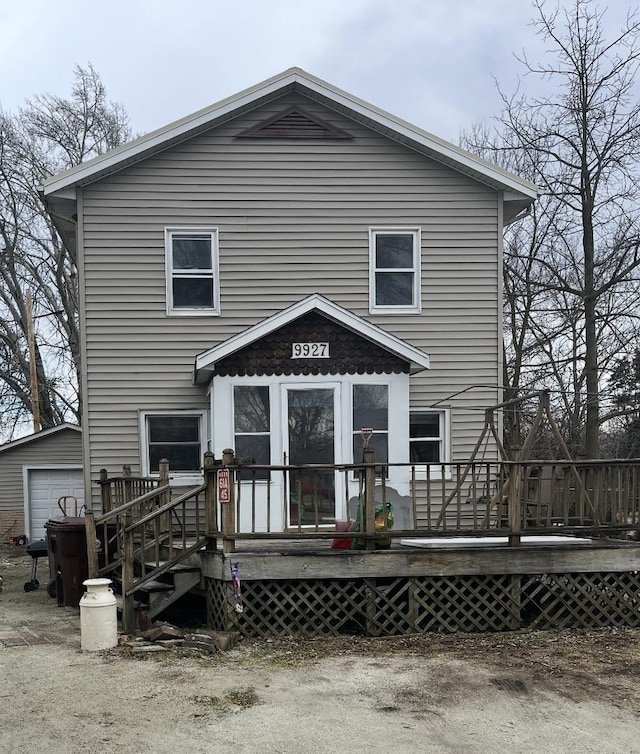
[
  {"left": 113, "top": 551, "right": 204, "bottom": 621},
  {"left": 88, "top": 471, "right": 211, "bottom": 632},
  {"left": 133, "top": 561, "right": 202, "bottom": 620}
]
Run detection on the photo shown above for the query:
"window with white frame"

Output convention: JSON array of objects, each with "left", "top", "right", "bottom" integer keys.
[
  {"left": 352, "top": 384, "right": 389, "bottom": 467},
  {"left": 165, "top": 228, "right": 219, "bottom": 314},
  {"left": 409, "top": 410, "right": 448, "bottom": 465},
  {"left": 143, "top": 412, "right": 205, "bottom": 474},
  {"left": 233, "top": 385, "right": 271, "bottom": 480},
  {"left": 369, "top": 228, "right": 421, "bottom": 313}
]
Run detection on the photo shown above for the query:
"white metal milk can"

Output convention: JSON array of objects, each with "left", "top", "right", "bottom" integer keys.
[{"left": 80, "top": 578, "right": 117, "bottom": 651}]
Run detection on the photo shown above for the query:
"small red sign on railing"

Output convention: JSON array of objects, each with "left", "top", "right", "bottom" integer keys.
[{"left": 218, "top": 468, "right": 230, "bottom": 503}]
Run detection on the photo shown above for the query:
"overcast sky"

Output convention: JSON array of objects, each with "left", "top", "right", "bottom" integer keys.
[
  {"left": 0, "top": 0, "right": 556, "bottom": 144},
  {"left": 1, "top": 1, "right": 637, "bottom": 143}
]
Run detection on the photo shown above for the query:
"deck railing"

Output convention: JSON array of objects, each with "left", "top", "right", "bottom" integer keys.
[
  {"left": 98, "top": 465, "right": 163, "bottom": 512},
  {"left": 216, "top": 452, "right": 640, "bottom": 544}
]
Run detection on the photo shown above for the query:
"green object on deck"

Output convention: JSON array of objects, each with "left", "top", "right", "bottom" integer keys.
[{"left": 352, "top": 500, "right": 394, "bottom": 550}]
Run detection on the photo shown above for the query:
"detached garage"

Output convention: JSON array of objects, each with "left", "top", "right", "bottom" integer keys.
[
  {"left": 25, "top": 466, "right": 85, "bottom": 540},
  {"left": 0, "top": 425, "right": 83, "bottom": 542}
]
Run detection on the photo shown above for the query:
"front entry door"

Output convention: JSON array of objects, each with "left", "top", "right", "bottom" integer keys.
[{"left": 283, "top": 384, "right": 342, "bottom": 527}]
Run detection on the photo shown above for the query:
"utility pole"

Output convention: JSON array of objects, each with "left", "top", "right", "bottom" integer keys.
[{"left": 26, "top": 290, "right": 40, "bottom": 432}]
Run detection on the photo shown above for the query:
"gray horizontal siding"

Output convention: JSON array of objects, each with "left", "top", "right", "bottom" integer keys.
[
  {"left": 0, "top": 429, "right": 83, "bottom": 511},
  {"left": 80, "top": 92, "right": 501, "bottom": 502}
]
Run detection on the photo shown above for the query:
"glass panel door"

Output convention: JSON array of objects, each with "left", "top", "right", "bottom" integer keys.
[{"left": 284, "top": 386, "right": 339, "bottom": 527}]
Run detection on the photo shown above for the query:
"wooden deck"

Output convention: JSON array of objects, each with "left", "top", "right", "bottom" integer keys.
[
  {"left": 201, "top": 536, "right": 640, "bottom": 636},
  {"left": 90, "top": 456, "right": 640, "bottom": 636},
  {"left": 201, "top": 534, "right": 640, "bottom": 580}
]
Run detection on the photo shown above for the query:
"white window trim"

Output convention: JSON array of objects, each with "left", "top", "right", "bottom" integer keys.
[
  {"left": 369, "top": 227, "right": 421, "bottom": 314},
  {"left": 350, "top": 382, "right": 390, "bottom": 472},
  {"left": 212, "top": 372, "right": 411, "bottom": 494},
  {"left": 165, "top": 227, "right": 220, "bottom": 316},
  {"left": 410, "top": 407, "right": 451, "bottom": 480},
  {"left": 140, "top": 409, "right": 208, "bottom": 485},
  {"left": 232, "top": 384, "right": 272, "bottom": 481}
]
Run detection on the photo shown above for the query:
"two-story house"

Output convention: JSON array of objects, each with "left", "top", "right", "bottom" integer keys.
[{"left": 43, "top": 68, "right": 536, "bottom": 532}]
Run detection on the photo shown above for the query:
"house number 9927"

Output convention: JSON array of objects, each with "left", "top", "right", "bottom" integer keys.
[{"left": 291, "top": 342, "right": 329, "bottom": 358}]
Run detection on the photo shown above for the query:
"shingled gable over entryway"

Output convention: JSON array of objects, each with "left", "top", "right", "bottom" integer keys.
[{"left": 193, "top": 294, "right": 431, "bottom": 384}]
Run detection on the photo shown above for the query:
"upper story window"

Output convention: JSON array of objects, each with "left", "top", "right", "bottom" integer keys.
[
  {"left": 369, "top": 228, "right": 421, "bottom": 314},
  {"left": 165, "top": 228, "right": 219, "bottom": 315}
]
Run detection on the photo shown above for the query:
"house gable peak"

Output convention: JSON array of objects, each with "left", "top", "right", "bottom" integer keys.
[
  {"left": 43, "top": 67, "right": 537, "bottom": 202},
  {"left": 194, "top": 294, "right": 431, "bottom": 384}
]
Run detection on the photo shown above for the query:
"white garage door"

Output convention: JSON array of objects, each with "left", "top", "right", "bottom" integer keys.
[{"left": 27, "top": 468, "right": 85, "bottom": 540}]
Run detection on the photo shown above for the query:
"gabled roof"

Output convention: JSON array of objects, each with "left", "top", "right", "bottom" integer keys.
[
  {"left": 43, "top": 67, "right": 536, "bottom": 201},
  {"left": 194, "top": 294, "right": 431, "bottom": 383},
  {"left": 0, "top": 423, "right": 81, "bottom": 455}
]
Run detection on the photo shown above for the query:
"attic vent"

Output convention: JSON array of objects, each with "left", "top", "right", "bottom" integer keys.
[{"left": 237, "top": 106, "right": 352, "bottom": 139}]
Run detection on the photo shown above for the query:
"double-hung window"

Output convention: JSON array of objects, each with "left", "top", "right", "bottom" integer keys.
[
  {"left": 409, "top": 409, "right": 449, "bottom": 465},
  {"left": 165, "top": 228, "right": 219, "bottom": 315},
  {"left": 352, "top": 384, "right": 389, "bottom": 474},
  {"left": 369, "top": 228, "right": 421, "bottom": 314},
  {"left": 233, "top": 385, "right": 271, "bottom": 480},
  {"left": 142, "top": 412, "right": 205, "bottom": 476}
]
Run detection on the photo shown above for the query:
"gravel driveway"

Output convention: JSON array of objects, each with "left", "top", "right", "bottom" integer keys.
[{"left": 2, "top": 547, "right": 640, "bottom": 754}]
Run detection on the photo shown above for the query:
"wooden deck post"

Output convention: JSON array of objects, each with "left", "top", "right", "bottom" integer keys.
[
  {"left": 99, "top": 468, "right": 111, "bottom": 513},
  {"left": 363, "top": 446, "right": 376, "bottom": 551},
  {"left": 159, "top": 458, "right": 170, "bottom": 487},
  {"left": 204, "top": 451, "right": 218, "bottom": 549},
  {"left": 508, "top": 463, "right": 523, "bottom": 546},
  {"left": 509, "top": 574, "right": 522, "bottom": 630},
  {"left": 159, "top": 458, "right": 170, "bottom": 532},
  {"left": 122, "top": 508, "right": 135, "bottom": 634},
  {"left": 85, "top": 510, "right": 99, "bottom": 578},
  {"left": 122, "top": 464, "right": 133, "bottom": 509},
  {"left": 222, "top": 449, "right": 236, "bottom": 554}
]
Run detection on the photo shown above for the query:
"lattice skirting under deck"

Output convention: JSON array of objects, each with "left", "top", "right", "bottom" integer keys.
[{"left": 206, "top": 571, "right": 640, "bottom": 636}]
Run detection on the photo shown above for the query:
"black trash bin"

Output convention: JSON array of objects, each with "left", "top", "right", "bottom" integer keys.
[{"left": 45, "top": 517, "right": 88, "bottom": 608}]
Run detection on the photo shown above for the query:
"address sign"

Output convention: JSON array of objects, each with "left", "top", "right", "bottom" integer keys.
[
  {"left": 291, "top": 342, "right": 330, "bottom": 358},
  {"left": 218, "top": 468, "right": 230, "bottom": 503}
]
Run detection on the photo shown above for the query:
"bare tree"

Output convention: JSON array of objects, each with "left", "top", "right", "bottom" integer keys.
[
  {"left": 604, "top": 347, "right": 640, "bottom": 456},
  {"left": 461, "top": 123, "right": 581, "bottom": 456},
  {"left": 0, "top": 64, "right": 131, "bottom": 439},
  {"left": 481, "top": 0, "right": 640, "bottom": 457},
  {"left": 505, "top": 0, "right": 640, "bottom": 456}
]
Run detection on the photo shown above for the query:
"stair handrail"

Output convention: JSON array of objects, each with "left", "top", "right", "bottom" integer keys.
[
  {"left": 126, "top": 536, "right": 206, "bottom": 594},
  {"left": 85, "top": 482, "right": 171, "bottom": 582},
  {"left": 93, "top": 483, "right": 172, "bottom": 526},
  {"left": 122, "top": 483, "right": 205, "bottom": 534},
  {"left": 86, "top": 456, "right": 219, "bottom": 634}
]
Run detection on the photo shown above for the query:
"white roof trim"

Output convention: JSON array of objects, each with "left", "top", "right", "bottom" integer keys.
[
  {"left": 43, "top": 68, "right": 536, "bottom": 201},
  {"left": 0, "top": 423, "right": 81, "bottom": 454},
  {"left": 194, "top": 294, "right": 430, "bottom": 382}
]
